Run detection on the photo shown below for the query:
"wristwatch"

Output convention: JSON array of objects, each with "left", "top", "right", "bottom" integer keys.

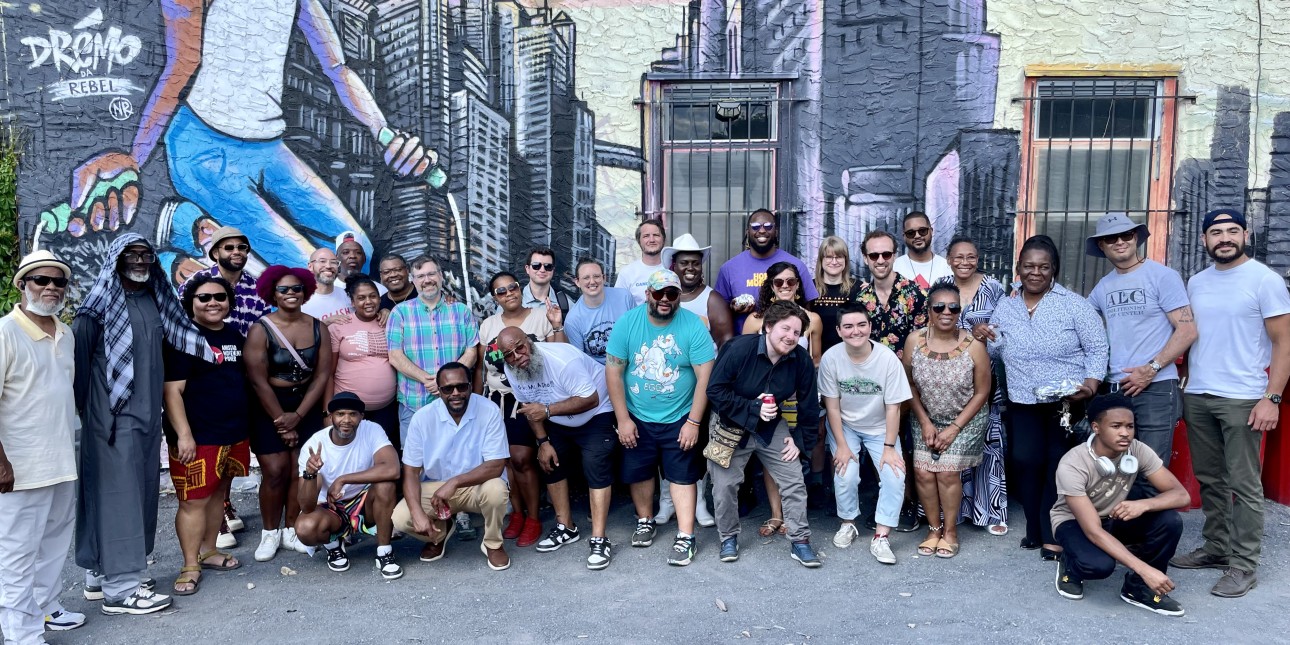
[
  {"left": 1148, "top": 360, "right": 1163, "bottom": 373},
  {"left": 535, "top": 436, "right": 551, "bottom": 446},
  {"left": 1265, "top": 393, "right": 1283, "bottom": 404},
  {"left": 302, "top": 471, "right": 318, "bottom": 480}
]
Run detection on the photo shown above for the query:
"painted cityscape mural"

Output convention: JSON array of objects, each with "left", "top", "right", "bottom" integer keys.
[{"left": 5, "top": 0, "right": 1289, "bottom": 296}]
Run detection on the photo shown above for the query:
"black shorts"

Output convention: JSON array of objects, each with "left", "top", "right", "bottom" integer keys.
[
  {"left": 545, "top": 412, "right": 618, "bottom": 488},
  {"left": 489, "top": 390, "right": 536, "bottom": 448},
  {"left": 251, "top": 384, "right": 325, "bottom": 455},
  {"left": 620, "top": 413, "right": 704, "bottom": 485}
]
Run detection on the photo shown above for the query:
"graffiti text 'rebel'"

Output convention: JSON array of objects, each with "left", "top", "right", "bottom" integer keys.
[{"left": 21, "top": 9, "right": 143, "bottom": 75}]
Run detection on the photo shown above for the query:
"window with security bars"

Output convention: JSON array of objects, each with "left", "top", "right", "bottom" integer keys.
[
  {"left": 657, "top": 83, "right": 781, "bottom": 273},
  {"left": 1017, "top": 76, "right": 1178, "bottom": 294}
]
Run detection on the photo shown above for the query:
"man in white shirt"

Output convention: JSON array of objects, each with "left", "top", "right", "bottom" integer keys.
[
  {"left": 391, "top": 364, "right": 512, "bottom": 571},
  {"left": 294, "top": 392, "right": 401, "bottom": 579},
  {"left": 615, "top": 219, "right": 666, "bottom": 305},
  {"left": 1171, "top": 209, "right": 1290, "bottom": 599},
  {"left": 301, "top": 248, "right": 351, "bottom": 321},
  {"left": 0, "top": 248, "right": 86, "bottom": 638},
  {"left": 892, "top": 212, "right": 952, "bottom": 289}
]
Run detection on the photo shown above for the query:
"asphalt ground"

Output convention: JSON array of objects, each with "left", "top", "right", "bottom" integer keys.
[{"left": 38, "top": 487, "right": 1290, "bottom": 644}]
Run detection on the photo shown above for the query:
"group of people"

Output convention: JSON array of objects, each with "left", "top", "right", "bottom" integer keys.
[{"left": 0, "top": 206, "right": 1285, "bottom": 642}]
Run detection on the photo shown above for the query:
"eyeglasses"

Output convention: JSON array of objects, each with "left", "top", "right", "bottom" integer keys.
[
  {"left": 823, "top": 255, "right": 846, "bottom": 263},
  {"left": 502, "top": 343, "right": 529, "bottom": 360},
  {"left": 379, "top": 267, "right": 407, "bottom": 276},
  {"left": 311, "top": 259, "right": 340, "bottom": 267},
  {"left": 221, "top": 243, "right": 250, "bottom": 252},
  {"left": 195, "top": 292, "right": 230, "bottom": 303},
  {"left": 866, "top": 251, "right": 894, "bottom": 261},
  {"left": 904, "top": 227, "right": 931, "bottom": 239},
  {"left": 749, "top": 222, "right": 775, "bottom": 232},
  {"left": 438, "top": 382, "right": 471, "bottom": 394},
  {"left": 275, "top": 284, "right": 305, "bottom": 294},
  {"left": 25, "top": 275, "right": 68, "bottom": 288},
  {"left": 950, "top": 254, "right": 979, "bottom": 264},
  {"left": 412, "top": 271, "right": 439, "bottom": 280},
  {"left": 492, "top": 283, "right": 521, "bottom": 296},
  {"left": 931, "top": 302, "right": 963, "bottom": 314},
  {"left": 529, "top": 262, "right": 555, "bottom": 272},
  {"left": 1098, "top": 231, "right": 1136, "bottom": 245},
  {"left": 122, "top": 252, "right": 156, "bottom": 264},
  {"left": 651, "top": 287, "right": 681, "bottom": 302},
  {"left": 772, "top": 277, "right": 799, "bottom": 289}
]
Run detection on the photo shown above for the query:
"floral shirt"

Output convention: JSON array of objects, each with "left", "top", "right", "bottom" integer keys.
[{"left": 852, "top": 276, "right": 928, "bottom": 356}]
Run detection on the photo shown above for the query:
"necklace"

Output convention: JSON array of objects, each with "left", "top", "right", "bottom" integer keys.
[
  {"left": 1118, "top": 256, "right": 1146, "bottom": 272},
  {"left": 681, "top": 283, "right": 703, "bottom": 295},
  {"left": 1024, "top": 287, "right": 1050, "bottom": 316}
]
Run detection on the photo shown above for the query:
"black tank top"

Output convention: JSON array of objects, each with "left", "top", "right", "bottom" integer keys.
[{"left": 260, "top": 318, "right": 321, "bottom": 383}]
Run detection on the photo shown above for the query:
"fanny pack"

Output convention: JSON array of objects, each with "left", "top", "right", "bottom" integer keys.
[{"left": 703, "top": 413, "right": 747, "bottom": 469}]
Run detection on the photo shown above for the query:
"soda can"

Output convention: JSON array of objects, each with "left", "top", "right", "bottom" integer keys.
[
  {"left": 436, "top": 504, "right": 453, "bottom": 520},
  {"left": 762, "top": 394, "right": 776, "bottom": 406}
]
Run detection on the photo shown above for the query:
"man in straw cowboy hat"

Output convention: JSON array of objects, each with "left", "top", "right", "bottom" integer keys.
[{"left": 0, "top": 241, "right": 87, "bottom": 640}]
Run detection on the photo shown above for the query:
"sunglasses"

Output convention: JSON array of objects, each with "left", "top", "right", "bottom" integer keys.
[
  {"left": 866, "top": 251, "right": 894, "bottom": 261},
  {"left": 121, "top": 252, "right": 156, "bottom": 264},
  {"left": 904, "top": 227, "right": 931, "bottom": 239},
  {"left": 221, "top": 243, "right": 250, "bottom": 252},
  {"left": 492, "top": 283, "right": 521, "bottom": 296},
  {"left": 749, "top": 222, "right": 776, "bottom": 232},
  {"left": 651, "top": 287, "right": 681, "bottom": 302},
  {"left": 195, "top": 292, "right": 230, "bottom": 303},
  {"left": 438, "top": 382, "right": 471, "bottom": 394},
  {"left": 25, "top": 275, "right": 69, "bottom": 288},
  {"left": 1098, "top": 231, "right": 1136, "bottom": 244},
  {"left": 772, "top": 277, "right": 799, "bottom": 289},
  {"left": 275, "top": 284, "right": 305, "bottom": 294},
  {"left": 931, "top": 302, "right": 963, "bottom": 314},
  {"left": 529, "top": 262, "right": 555, "bottom": 272}
]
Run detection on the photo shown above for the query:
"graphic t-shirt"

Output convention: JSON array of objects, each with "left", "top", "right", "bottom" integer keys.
[
  {"left": 298, "top": 420, "right": 392, "bottom": 503},
  {"left": 1050, "top": 439, "right": 1163, "bottom": 533},
  {"left": 606, "top": 307, "right": 716, "bottom": 424},
  {"left": 893, "top": 254, "right": 953, "bottom": 290},
  {"left": 164, "top": 324, "right": 250, "bottom": 446},
  {"left": 301, "top": 288, "right": 352, "bottom": 320},
  {"left": 714, "top": 249, "right": 819, "bottom": 333},
  {"left": 817, "top": 340, "right": 911, "bottom": 435},
  {"left": 328, "top": 316, "right": 396, "bottom": 408},
  {"left": 504, "top": 342, "right": 615, "bottom": 426},
  {"left": 1088, "top": 260, "right": 1189, "bottom": 383},
  {"left": 564, "top": 287, "right": 637, "bottom": 364},
  {"left": 614, "top": 260, "right": 662, "bottom": 305}
]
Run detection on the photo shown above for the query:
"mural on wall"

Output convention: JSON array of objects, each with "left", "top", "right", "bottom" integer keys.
[{"left": 8, "top": 0, "right": 632, "bottom": 299}]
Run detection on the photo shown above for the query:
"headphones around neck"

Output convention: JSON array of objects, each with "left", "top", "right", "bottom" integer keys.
[{"left": 1086, "top": 434, "right": 1138, "bottom": 477}]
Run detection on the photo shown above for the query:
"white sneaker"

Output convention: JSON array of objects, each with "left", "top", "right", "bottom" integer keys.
[
  {"left": 254, "top": 529, "right": 281, "bottom": 562},
  {"left": 45, "top": 609, "right": 86, "bottom": 631},
  {"left": 695, "top": 484, "right": 716, "bottom": 528},
  {"left": 833, "top": 523, "right": 860, "bottom": 548},
  {"left": 216, "top": 527, "right": 238, "bottom": 549},
  {"left": 282, "top": 527, "right": 311, "bottom": 554},
  {"left": 653, "top": 498, "right": 675, "bottom": 525},
  {"left": 870, "top": 534, "right": 897, "bottom": 565}
]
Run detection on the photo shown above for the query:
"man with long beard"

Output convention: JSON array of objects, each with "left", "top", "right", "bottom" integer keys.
[
  {"left": 75, "top": 234, "right": 218, "bottom": 615},
  {"left": 1171, "top": 208, "right": 1290, "bottom": 598},
  {"left": 0, "top": 247, "right": 85, "bottom": 638},
  {"left": 498, "top": 327, "right": 618, "bottom": 570}
]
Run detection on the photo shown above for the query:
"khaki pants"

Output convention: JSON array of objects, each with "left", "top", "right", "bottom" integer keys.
[
  {"left": 392, "top": 479, "right": 509, "bottom": 550},
  {"left": 1183, "top": 393, "right": 1264, "bottom": 572}
]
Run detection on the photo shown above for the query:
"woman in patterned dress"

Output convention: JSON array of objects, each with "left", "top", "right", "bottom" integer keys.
[
  {"left": 936, "top": 236, "right": 1010, "bottom": 535},
  {"left": 903, "top": 283, "right": 991, "bottom": 557}
]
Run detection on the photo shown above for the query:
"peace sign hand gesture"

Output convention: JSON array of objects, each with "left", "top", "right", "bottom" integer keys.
[{"left": 305, "top": 445, "right": 324, "bottom": 477}]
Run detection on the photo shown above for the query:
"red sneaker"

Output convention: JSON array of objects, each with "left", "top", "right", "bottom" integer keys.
[
  {"left": 502, "top": 512, "right": 525, "bottom": 540},
  {"left": 516, "top": 517, "right": 543, "bottom": 548}
]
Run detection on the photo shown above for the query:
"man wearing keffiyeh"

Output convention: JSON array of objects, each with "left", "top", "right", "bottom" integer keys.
[{"left": 73, "top": 232, "right": 216, "bottom": 616}]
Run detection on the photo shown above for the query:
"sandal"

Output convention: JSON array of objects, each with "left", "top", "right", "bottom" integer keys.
[
  {"left": 935, "top": 539, "right": 960, "bottom": 559},
  {"left": 918, "top": 524, "right": 944, "bottom": 556},
  {"left": 173, "top": 565, "right": 201, "bottom": 596},
  {"left": 988, "top": 523, "right": 1009, "bottom": 536},
  {"left": 758, "top": 518, "right": 785, "bottom": 537},
  {"left": 198, "top": 549, "right": 242, "bottom": 571}
]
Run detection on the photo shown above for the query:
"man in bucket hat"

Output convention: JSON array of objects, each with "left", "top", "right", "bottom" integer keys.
[
  {"left": 0, "top": 245, "right": 87, "bottom": 639},
  {"left": 1085, "top": 212, "right": 1196, "bottom": 498}
]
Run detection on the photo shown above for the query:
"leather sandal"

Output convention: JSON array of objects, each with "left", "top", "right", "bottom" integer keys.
[
  {"left": 198, "top": 549, "right": 242, "bottom": 571},
  {"left": 758, "top": 518, "right": 785, "bottom": 537},
  {"left": 918, "top": 524, "right": 944, "bottom": 556},
  {"left": 935, "top": 539, "right": 960, "bottom": 559},
  {"left": 173, "top": 566, "right": 201, "bottom": 596}
]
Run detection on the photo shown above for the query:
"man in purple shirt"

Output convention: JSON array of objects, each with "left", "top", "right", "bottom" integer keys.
[{"left": 714, "top": 209, "right": 818, "bottom": 334}]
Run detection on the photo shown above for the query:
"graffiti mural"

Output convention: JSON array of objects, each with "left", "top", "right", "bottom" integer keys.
[{"left": 7, "top": 0, "right": 629, "bottom": 299}]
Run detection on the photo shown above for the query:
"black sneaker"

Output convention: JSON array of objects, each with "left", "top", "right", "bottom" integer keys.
[
  {"left": 326, "top": 543, "right": 350, "bottom": 572},
  {"left": 375, "top": 551, "right": 403, "bottom": 580},
  {"left": 535, "top": 523, "right": 581, "bottom": 552},
  {"left": 455, "top": 512, "right": 478, "bottom": 541},
  {"left": 587, "top": 537, "right": 614, "bottom": 570},
  {"left": 631, "top": 518, "right": 657, "bottom": 547},
  {"left": 896, "top": 506, "right": 920, "bottom": 533},
  {"left": 668, "top": 536, "right": 696, "bottom": 566},
  {"left": 1055, "top": 556, "right": 1083, "bottom": 600},
  {"left": 1121, "top": 580, "right": 1184, "bottom": 616}
]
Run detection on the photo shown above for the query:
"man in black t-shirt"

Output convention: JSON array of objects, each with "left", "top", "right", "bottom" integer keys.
[{"left": 163, "top": 275, "right": 252, "bottom": 595}]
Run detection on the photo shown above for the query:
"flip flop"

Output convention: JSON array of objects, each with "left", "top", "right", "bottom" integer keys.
[
  {"left": 173, "top": 565, "right": 201, "bottom": 596},
  {"left": 917, "top": 536, "right": 940, "bottom": 557},
  {"left": 198, "top": 549, "right": 242, "bottom": 571},
  {"left": 935, "top": 539, "right": 960, "bottom": 559}
]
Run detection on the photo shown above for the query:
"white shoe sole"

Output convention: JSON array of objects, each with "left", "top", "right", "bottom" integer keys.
[
  {"left": 481, "top": 542, "right": 511, "bottom": 571},
  {"left": 226, "top": 518, "right": 245, "bottom": 532},
  {"left": 101, "top": 601, "right": 171, "bottom": 616},
  {"left": 216, "top": 532, "right": 238, "bottom": 549},
  {"left": 1121, "top": 593, "right": 1183, "bottom": 616}
]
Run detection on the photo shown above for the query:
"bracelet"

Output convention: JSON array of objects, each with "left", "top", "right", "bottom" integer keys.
[
  {"left": 551, "top": 326, "right": 564, "bottom": 333},
  {"left": 544, "top": 404, "right": 552, "bottom": 420},
  {"left": 685, "top": 417, "right": 702, "bottom": 426},
  {"left": 948, "top": 422, "right": 961, "bottom": 431},
  {"left": 302, "top": 471, "right": 318, "bottom": 480},
  {"left": 883, "top": 442, "right": 896, "bottom": 448}
]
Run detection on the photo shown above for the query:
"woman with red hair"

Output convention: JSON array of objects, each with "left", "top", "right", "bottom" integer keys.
[{"left": 244, "top": 265, "right": 333, "bottom": 561}]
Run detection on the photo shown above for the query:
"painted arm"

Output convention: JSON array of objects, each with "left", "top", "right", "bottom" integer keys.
[
  {"left": 1120, "top": 306, "right": 1198, "bottom": 396},
  {"left": 70, "top": 0, "right": 206, "bottom": 223},
  {"left": 297, "top": 0, "right": 433, "bottom": 177}
]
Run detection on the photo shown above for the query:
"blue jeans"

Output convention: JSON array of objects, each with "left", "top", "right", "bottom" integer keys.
[
  {"left": 1105, "top": 378, "right": 1180, "bottom": 499},
  {"left": 399, "top": 403, "right": 419, "bottom": 448},
  {"left": 827, "top": 425, "right": 905, "bottom": 528}
]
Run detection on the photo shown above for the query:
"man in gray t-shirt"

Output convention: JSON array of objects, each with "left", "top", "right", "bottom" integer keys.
[{"left": 1085, "top": 214, "right": 1197, "bottom": 497}]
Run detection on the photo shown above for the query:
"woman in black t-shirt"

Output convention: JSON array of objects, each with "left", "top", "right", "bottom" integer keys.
[
  {"left": 807, "top": 236, "right": 862, "bottom": 502},
  {"left": 164, "top": 275, "right": 251, "bottom": 595}
]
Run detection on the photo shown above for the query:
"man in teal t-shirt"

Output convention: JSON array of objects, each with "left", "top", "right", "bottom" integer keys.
[{"left": 606, "top": 270, "right": 715, "bottom": 566}]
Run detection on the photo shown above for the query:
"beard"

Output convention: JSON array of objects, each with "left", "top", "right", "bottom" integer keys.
[
  {"left": 24, "top": 292, "right": 66, "bottom": 317},
  {"left": 217, "top": 255, "right": 246, "bottom": 273},
  {"left": 508, "top": 346, "right": 546, "bottom": 382},
  {"left": 1205, "top": 241, "right": 1244, "bottom": 264},
  {"left": 316, "top": 273, "right": 336, "bottom": 287},
  {"left": 124, "top": 268, "right": 150, "bottom": 284},
  {"left": 749, "top": 235, "right": 776, "bottom": 255},
  {"left": 647, "top": 300, "right": 677, "bottom": 320}
]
